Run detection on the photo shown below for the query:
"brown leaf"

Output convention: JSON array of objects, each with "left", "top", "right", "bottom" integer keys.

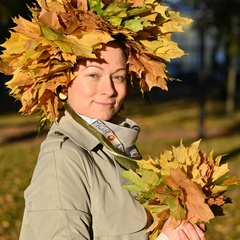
[
  {"left": 207, "top": 195, "right": 226, "bottom": 206},
  {"left": 170, "top": 168, "right": 214, "bottom": 223}
]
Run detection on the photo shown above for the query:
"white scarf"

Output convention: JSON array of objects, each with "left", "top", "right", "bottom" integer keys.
[{"left": 80, "top": 114, "right": 142, "bottom": 159}]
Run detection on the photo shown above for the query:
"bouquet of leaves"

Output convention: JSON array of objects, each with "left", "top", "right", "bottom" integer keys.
[{"left": 122, "top": 140, "right": 239, "bottom": 240}]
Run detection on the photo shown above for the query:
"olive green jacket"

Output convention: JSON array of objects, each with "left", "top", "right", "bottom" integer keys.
[{"left": 19, "top": 111, "right": 148, "bottom": 240}]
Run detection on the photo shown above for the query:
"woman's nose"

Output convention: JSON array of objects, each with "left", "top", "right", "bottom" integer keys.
[{"left": 99, "top": 76, "right": 116, "bottom": 96}]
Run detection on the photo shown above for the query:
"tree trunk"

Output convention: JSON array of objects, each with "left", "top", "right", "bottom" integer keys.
[
  {"left": 198, "top": 2, "right": 207, "bottom": 139},
  {"left": 226, "top": 57, "right": 238, "bottom": 115}
]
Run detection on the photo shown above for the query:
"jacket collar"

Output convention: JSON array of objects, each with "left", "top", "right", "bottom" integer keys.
[
  {"left": 50, "top": 110, "right": 140, "bottom": 157},
  {"left": 50, "top": 111, "right": 100, "bottom": 151}
]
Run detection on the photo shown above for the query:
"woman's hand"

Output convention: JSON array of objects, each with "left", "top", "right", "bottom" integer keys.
[
  {"left": 177, "top": 222, "right": 206, "bottom": 240},
  {"left": 161, "top": 217, "right": 207, "bottom": 240}
]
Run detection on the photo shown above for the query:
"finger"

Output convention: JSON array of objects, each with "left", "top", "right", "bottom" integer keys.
[
  {"left": 191, "top": 224, "right": 207, "bottom": 240},
  {"left": 185, "top": 222, "right": 206, "bottom": 240},
  {"left": 178, "top": 228, "right": 190, "bottom": 240},
  {"left": 198, "top": 223, "right": 207, "bottom": 232}
]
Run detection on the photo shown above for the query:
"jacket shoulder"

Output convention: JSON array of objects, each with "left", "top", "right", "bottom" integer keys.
[
  {"left": 42, "top": 130, "right": 87, "bottom": 152},
  {"left": 38, "top": 130, "right": 94, "bottom": 171}
]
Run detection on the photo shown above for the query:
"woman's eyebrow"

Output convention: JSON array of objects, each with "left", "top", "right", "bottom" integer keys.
[
  {"left": 85, "top": 65, "right": 126, "bottom": 73},
  {"left": 110, "top": 68, "right": 127, "bottom": 76},
  {"left": 114, "top": 67, "right": 127, "bottom": 72},
  {"left": 85, "top": 64, "right": 103, "bottom": 70}
]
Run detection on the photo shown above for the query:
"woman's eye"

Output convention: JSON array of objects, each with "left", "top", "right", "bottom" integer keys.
[
  {"left": 113, "top": 75, "right": 126, "bottom": 82},
  {"left": 88, "top": 73, "right": 99, "bottom": 78}
]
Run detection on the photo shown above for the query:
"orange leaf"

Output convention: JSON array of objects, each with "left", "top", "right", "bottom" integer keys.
[{"left": 170, "top": 168, "right": 215, "bottom": 223}]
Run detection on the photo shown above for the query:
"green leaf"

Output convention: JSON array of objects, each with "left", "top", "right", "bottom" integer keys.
[
  {"left": 123, "top": 184, "right": 146, "bottom": 193},
  {"left": 108, "top": 16, "right": 123, "bottom": 26},
  {"left": 144, "top": 204, "right": 169, "bottom": 214},
  {"left": 124, "top": 16, "right": 149, "bottom": 32},
  {"left": 53, "top": 40, "right": 74, "bottom": 54},
  {"left": 103, "top": 2, "right": 129, "bottom": 19},
  {"left": 155, "top": 192, "right": 186, "bottom": 220},
  {"left": 139, "top": 168, "right": 162, "bottom": 187},
  {"left": 127, "top": 6, "right": 150, "bottom": 17},
  {"left": 122, "top": 169, "right": 149, "bottom": 192},
  {"left": 40, "top": 25, "right": 60, "bottom": 41},
  {"left": 88, "top": 0, "right": 104, "bottom": 15}
]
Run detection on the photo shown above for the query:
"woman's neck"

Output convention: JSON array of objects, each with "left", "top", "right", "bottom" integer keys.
[{"left": 109, "top": 114, "right": 126, "bottom": 125}]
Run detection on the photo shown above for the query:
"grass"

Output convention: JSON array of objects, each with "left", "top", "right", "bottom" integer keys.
[
  {"left": 0, "top": 143, "right": 40, "bottom": 240},
  {"left": 0, "top": 97, "right": 239, "bottom": 240}
]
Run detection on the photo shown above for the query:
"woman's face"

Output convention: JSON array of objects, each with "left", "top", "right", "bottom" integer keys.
[{"left": 67, "top": 43, "right": 127, "bottom": 121}]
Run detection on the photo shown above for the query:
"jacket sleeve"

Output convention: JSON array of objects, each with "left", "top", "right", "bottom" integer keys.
[
  {"left": 155, "top": 233, "right": 169, "bottom": 240},
  {"left": 20, "top": 140, "right": 93, "bottom": 240}
]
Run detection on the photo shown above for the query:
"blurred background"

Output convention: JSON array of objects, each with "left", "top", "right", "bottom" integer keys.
[{"left": 0, "top": 0, "right": 240, "bottom": 239}]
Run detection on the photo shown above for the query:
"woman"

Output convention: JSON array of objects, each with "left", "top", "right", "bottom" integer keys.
[
  {"left": 18, "top": 41, "right": 206, "bottom": 240},
  {"left": 0, "top": 1, "right": 206, "bottom": 239}
]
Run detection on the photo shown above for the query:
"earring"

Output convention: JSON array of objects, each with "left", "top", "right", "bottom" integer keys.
[
  {"left": 59, "top": 91, "right": 68, "bottom": 101},
  {"left": 57, "top": 86, "right": 68, "bottom": 101}
]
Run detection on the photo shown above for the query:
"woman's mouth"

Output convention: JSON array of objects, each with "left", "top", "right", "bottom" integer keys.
[{"left": 94, "top": 101, "right": 115, "bottom": 108}]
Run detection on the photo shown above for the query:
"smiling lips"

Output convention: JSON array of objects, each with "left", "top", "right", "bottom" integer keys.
[{"left": 94, "top": 101, "right": 115, "bottom": 108}]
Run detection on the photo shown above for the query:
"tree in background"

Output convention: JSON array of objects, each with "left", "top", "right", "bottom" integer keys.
[
  {"left": 210, "top": 0, "right": 240, "bottom": 115},
  {"left": 190, "top": 0, "right": 240, "bottom": 116},
  {"left": 165, "top": 0, "right": 240, "bottom": 137}
]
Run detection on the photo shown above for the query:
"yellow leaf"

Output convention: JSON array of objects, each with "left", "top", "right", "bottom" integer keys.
[
  {"left": 155, "top": 41, "right": 185, "bottom": 61},
  {"left": 62, "top": 52, "right": 77, "bottom": 62},
  {"left": 140, "top": 40, "right": 165, "bottom": 54},
  {"left": 6, "top": 71, "right": 33, "bottom": 88},
  {"left": 198, "top": 163, "right": 208, "bottom": 178},
  {"left": 65, "top": 30, "right": 113, "bottom": 57},
  {"left": 211, "top": 185, "right": 228, "bottom": 195},
  {"left": 37, "top": 0, "right": 64, "bottom": 9},
  {"left": 13, "top": 16, "right": 41, "bottom": 35},
  {"left": 215, "top": 155, "right": 223, "bottom": 167},
  {"left": 188, "top": 139, "right": 201, "bottom": 164},
  {"left": 147, "top": 210, "right": 169, "bottom": 240},
  {"left": 160, "top": 21, "right": 185, "bottom": 33},
  {"left": 212, "top": 163, "right": 229, "bottom": 182},
  {"left": 172, "top": 143, "right": 187, "bottom": 164},
  {"left": 154, "top": 5, "right": 169, "bottom": 19},
  {"left": 162, "top": 150, "right": 172, "bottom": 162},
  {"left": 137, "top": 158, "right": 161, "bottom": 173},
  {"left": 167, "top": 11, "right": 193, "bottom": 27},
  {"left": 1, "top": 32, "right": 28, "bottom": 55},
  {"left": 160, "top": 161, "right": 178, "bottom": 176},
  {"left": 221, "top": 176, "right": 239, "bottom": 186}
]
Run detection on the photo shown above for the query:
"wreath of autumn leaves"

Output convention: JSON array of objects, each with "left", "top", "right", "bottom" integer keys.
[{"left": 0, "top": 0, "right": 192, "bottom": 128}]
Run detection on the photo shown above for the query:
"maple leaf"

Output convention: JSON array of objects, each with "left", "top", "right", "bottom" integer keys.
[
  {"left": 137, "top": 157, "right": 161, "bottom": 173},
  {"left": 124, "top": 16, "right": 150, "bottom": 32},
  {"left": 124, "top": 0, "right": 144, "bottom": 7},
  {"left": 154, "top": 188, "right": 186, "bottom": 221},
  {"left": 122, "top": 169, "right": 150, "bottom": 192},
  {"left": 170, "top": 168, "right": 214, "bottom": 223}
]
